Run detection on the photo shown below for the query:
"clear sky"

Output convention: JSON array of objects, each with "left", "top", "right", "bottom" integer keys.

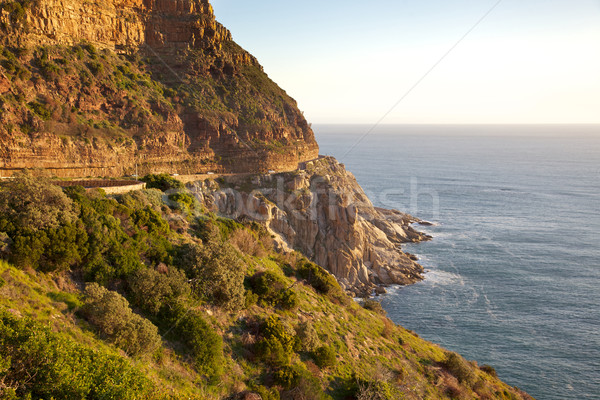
[{"left": 211, "top": 0, "right": 600, "bottom": 125}]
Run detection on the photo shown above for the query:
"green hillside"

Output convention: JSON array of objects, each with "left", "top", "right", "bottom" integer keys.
[{"left": 0, "top": 174, "right": 533, "bottom": 400}]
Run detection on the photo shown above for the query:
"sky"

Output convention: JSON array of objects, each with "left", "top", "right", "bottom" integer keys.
[{"left": 211, "top": 0, "right": 600, "bottom": 125}]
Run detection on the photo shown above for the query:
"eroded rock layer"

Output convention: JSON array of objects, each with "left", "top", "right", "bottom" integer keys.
[
  {"left": 0, "top": 0, "right": 318, "bottom": 177},
  {"left": 191, "top": 156, "right": 431, "bottom": 296}
]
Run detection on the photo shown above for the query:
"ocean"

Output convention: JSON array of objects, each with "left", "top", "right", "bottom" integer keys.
[{"left": 314, "top": 125, "right": 600, "bottom": 400}]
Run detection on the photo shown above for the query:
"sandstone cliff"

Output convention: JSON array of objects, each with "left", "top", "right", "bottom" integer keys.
[
  {"left": 190, "top": 156, "right": 431, "bottom": 296},
  {"left": 0, "top": 0, "right": 318, "bottom": 177}
]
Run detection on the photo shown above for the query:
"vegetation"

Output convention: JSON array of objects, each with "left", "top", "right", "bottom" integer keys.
[
  {"left": 0, "top": 36, "right": 311, "bottom": 161},
  {"left": 362, "top": 299, "right": 387, "bottom": 316},
  {"left": 82, "top": 282, "right": 161, "bottom": 356},
  {"left": 142, "top": 173, "right": 185, "bottom": 192},
  {"left": 0, "top": 309, "right": 155, "bottom": 399},
  {"left": 0, "top": 175, "right": 534, "bottom": 400}
]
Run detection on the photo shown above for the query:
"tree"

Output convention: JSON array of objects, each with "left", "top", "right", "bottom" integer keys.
[
  {"left": 0, "top": 172, "right": 76, "bottom": 232},
  {"left": 141, "top": 174, "right": 184, "bottom": 192}
]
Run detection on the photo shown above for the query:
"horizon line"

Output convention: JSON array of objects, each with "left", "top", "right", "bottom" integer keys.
[{"left": 311, "top": 122, "right": 600, "bottom": 126}]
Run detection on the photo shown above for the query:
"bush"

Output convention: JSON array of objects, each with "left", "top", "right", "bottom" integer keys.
[
  {"left": 278, "top": 364, "right": 328, "bottom": 400},
  {"left": 313, "top": 346, "right": 337, "bottom": 369},
  {"left": 141, "top": 173, "right": 184, "bottom": 192},
  {"left": 171, "top": 309, "right": 223, "bottom": 379},
  {"left": 27, "top": 100, "right": 52, "bottom": 120},
  {"left": 215, "top": 217, "right": 243, "bottom": 241},
  {"left": 279, "top": 289, "right": 299, "bottom": 310},
  {"left": 180, "top": 241, "right": 245, "bottom": 312},
  {"left": 274, "top": 365, "right": 300, "bottom": 388},
  {"left": 297, "top": 260, "right": 337, "bottom": 294},
  {"left": 0, "top": 172, "right": 77, "bottom": 232},
  {"left": 297, "top": 260, "right": 346, "bottom": 305},
  {"left": 250, "top": 385, "right": 280, "bottom": 400},
  {"left": 38, "top": 59, "right": 62, "bottom": 80},
  {"left": 363, "top": 299, "right": 386, "bottom": 316},
  {"left": 131, "top": 206, "right": 170, "bottom": 235},
  {"left": 442, "top": 352, "right": 477, "bottom": 387},
  {"left": 82, "top": 283, "right": 161, "bottom": 356},
  {"left": 256, "top": 315, "right": 297, "bottom": 366},
  {"left": 480, "top": 364, "right": 498, "bottom": 378},
  {"left": 0, "top": 310, "right": 155, "bottom": 399},
  {"left": 127, "top": 266, "right": 190, "bottom": 315},
  {"left": 248, "top": 271, "right": 298, "bottom": 310},
  {"left": 83, "top": 43, "right": 98, "bottom": 58},
  {"left": 87, "top": 60, "right": 104, "bottom": 76},
  {"left": 167, "top": 192, "right": 198, "bottom": 214}
]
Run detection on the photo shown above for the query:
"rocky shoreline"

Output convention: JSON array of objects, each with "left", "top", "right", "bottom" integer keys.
[{"left": 190, "top": 156, "right": 431, "bottom": 296}]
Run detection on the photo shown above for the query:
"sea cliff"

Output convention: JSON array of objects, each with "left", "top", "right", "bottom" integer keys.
[{"left": 191, "top": 156, "right": 430, "bottom": 296}]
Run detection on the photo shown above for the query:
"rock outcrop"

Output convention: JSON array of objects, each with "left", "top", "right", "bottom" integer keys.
[
  {"left": 0, "top": 0, "right": 318, "bottom": 177},
  {"left": 1, "top": 0, "right": 229, "bottom": 52},
  {"left": 191, "top": 156, "right": 431, "bottom": 296}
]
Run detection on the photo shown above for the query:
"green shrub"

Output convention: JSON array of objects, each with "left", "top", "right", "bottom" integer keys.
[
  {"left": 250, "top": 385, "right": 280, "bottom": 400},
  {"left": 180, "top": 241, "right": 245, "bottom": 312},
  {"left": 256, "top": 315, "right": 297, "bottom": 365},
  {"left": 27, "top": 100, "right": 52, "bottom": 120},
  {"left": 215, "top": 217, "right": 244, "bottom": 240},
  {"left": 127, "top": 266, "right": 190, "bottom": 315},
  {"left": 83, "top": 43, "right": 98, "bottom": 58},
  {"left": 87, "top": 60, "right": 104, "bottom": 76},
  {"left": 82, "top": 283, "right": 161, "bottom": 356},
  {"left": 279, "top": 289, "right": 299, "bottom": 310},
  {"left": 0, "top": 309, "right": 155, "bottom": 399},
  {"left": 300, "top": 260, "right": 350, "bottom": 305},
  {"left": 480, "top": 364, "right": 498, "bottom": 378},
  {"left": 313, "top": 346, "right": 337, "bottom": 369},
  {"left": 248, "top": 271, "right": 298, "bottom": 310},
  {"left": 194, "top": 217, "right": 221, "bottom": 242},
  {"left": 141, "top": 173, "right": 184, "bottom": 192},
  {"left": 442, "top": 352, "right": 477, "bottom": 387},
  {"left": 168, "top": 192, "right": 197, "bottom": 213},
  {"left": 297, "top": 260, "right": 341, "bottom": 296},
  {"left": 362, "top": 299, "right": 386, "bottom": 316},
  {"left": 171, "top": 309, "right": 223, "bottom": 379},
  {"left": 0, "top": 172, "right": 77, "bottom": 232},
  {"left": 0, "top": 174, "right": 89, "bottom": 271},
  {"left": 277, "top": 363, "right": 327, "bottom": 399},
  {"left": 131, "top": 206, "right": 170, "bottom": 235},
  {"left": 274, "top": 365, "right": 300, "bottom": 389},
  {"left": 38, "top": 59, "right": 61, "bottom": 80}
]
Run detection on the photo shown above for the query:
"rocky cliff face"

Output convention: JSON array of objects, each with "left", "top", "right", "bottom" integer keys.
[
  {"left": 1, "top": 0, "right": 230, "bottom": 51},
  {"left": 191, "top": 157, "right": 430, "bottom": 296},
  {"left": 0, "top": 0, "right": 318, "bottom": 177}
]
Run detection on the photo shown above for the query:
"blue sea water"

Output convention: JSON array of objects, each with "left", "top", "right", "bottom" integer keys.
[{"left": 314, "top": 125, "right": 600, "bottom": 400}]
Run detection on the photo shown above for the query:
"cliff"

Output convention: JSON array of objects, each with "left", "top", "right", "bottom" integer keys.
[
  {"left": 191, "top": 156, "right": 431, "bottom": 296},
  {"left": 0, "top": 0, "right": 318, "bottom": 177}
]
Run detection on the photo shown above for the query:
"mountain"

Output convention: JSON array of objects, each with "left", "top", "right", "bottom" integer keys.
[{"left": 0, "top": 0, "right": 318, "bottom": 177}]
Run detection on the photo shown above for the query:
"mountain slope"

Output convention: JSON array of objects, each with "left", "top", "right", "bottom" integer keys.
[
  {"left": 0, "top": 175, "right": 534, "bottom": 399},
  {"left": 0, "top": 0, "right": 318, "bottom": 177}
]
